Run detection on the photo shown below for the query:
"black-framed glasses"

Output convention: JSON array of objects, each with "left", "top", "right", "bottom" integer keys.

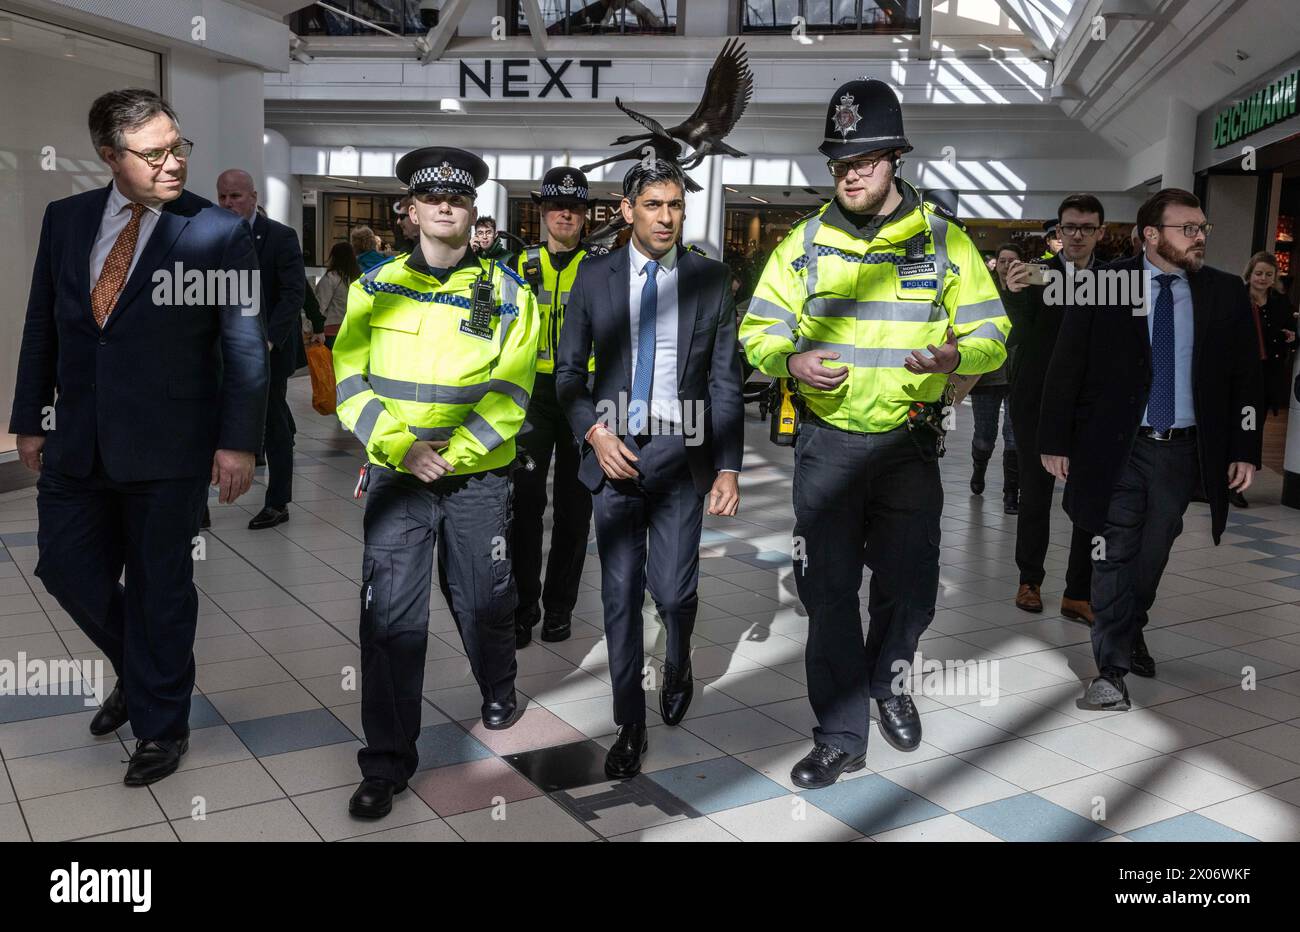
[
  {"left": 827, "top": 152, "right": 893, "bottom": 179},
  {"left": 123, "top": 139, "right": 194, "bottom": 168},
  {"left": 1059, "top": 223, "right": 1100, "bottom": 237},
  {"left": 1157, "top": 222, "right": 1213, "bottom": 238}
]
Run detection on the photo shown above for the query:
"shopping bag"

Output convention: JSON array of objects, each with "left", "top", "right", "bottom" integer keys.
[{"left": 306, "top": 342, "right": 336, "bottom": 416}]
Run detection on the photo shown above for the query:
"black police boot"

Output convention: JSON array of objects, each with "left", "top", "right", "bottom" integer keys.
[
  {"left": 515, "top": 606, "right": 539, "bottom": 649},
  {"left": 1130, "top": 632, "right": 1156, "bottom": 678},
  {"left": 1003, "top": 448, "right": 1020, "bottom": 515},
  {"left": 790, "top": 743, "right": 866, "bottom": 790},
  {"left": 540, "top": 611, "right": 571, "bottom": 642},
  {"left": 876, "top": 695, "right": 922, "bottom": 751},
  {"left": 970, "top": 446, "right": 991, "bottom": 495},
  {"left": 604, "top": 724, "right": 648, "bottom": 779},
  {"left": 481, "top": 691, "right": 520, "bottom": 730},
  {"left": 348, "top": 778, "right": 406, "bottom": 819}
]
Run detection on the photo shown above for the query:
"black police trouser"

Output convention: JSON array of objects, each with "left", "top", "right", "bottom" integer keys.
[
  {"left": 35, "top": 459, "right": 207, "bottom": 741},
  {"left": 591, "top": 434, "right": 704, "bottom": 727},
  {"left": 512, "top": 372, "right": 593, "bottom": 625},
  {"left": 357, "top": 466, "right": 517, "bottom": 783},
  {"left": 793, "top": 421, "right": 941, "bottom": 757},
  {"left": 263, "top": 343, "right": 296, "bottom": 509},
  {"left": 1011, "top": 416, "right": 1093, "bottom": 600},
  {"left": 1091, "top": 435, "right": 1199, "bottom": 674}
]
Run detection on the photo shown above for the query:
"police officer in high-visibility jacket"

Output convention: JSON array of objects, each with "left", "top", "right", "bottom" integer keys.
[
  {"left": 333, "top": 147, "right": 539, "bottom": 819},
  {"left": 740, "top": 80, "right": 1009, "bottom": 790},
  {"left": 512, "top": 167, "right": 604, "bottom": 648}
]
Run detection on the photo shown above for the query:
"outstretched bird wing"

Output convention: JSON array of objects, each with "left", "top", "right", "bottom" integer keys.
[
  {"left": 671, "top": 38, "right": 753, "bottom": 144},
  {"left": 615, "top": 96, "right": 671, "bottom": 139}
]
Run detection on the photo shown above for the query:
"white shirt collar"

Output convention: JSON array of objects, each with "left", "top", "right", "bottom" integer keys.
[
  {"left": 1142, "top": 251, "right": 1186, "bottom": 281},
  {"left": 107, "top": 180, "right": 163, "bottom": 217},
  {"left": 629, "top": 240, "right": 677, "bottom": 275}
]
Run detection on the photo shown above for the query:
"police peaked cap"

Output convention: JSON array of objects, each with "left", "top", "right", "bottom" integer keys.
[
  {"left": 532, "top": 166, "right": 590, "bottom": 206},
  {"left": 396, "top": 146, "right": 489, "bottom": 198}
]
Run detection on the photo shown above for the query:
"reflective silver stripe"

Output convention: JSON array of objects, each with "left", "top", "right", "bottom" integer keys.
[
  {"left": 354, "top": 398, "right": 386, "bottom": 445},
  {"left": 959, "top": 321, "right": 1007, "bottom": 345},
  {"left": 806, "top": 297, "right": 942, "bottom": 323},
  {"left": 537, "top": 287, "right": 554, "bottom": 306},
  {"left": 487, "top": 378, "right": 530, "bottom": 411},
  {"left": 336, "top": 374, "right": 370, "bottom": 405},
  {"left": 462, "top": 412, "right": 505, "bottom": 452},
  {"left": 792, "top": 340, "right": 915, "bottom": 368},
  {"left": 410, "top": 425, "right": 456, "bottom": 441},
  {"left": 739, "top": 319, "right": 795, "bottom": 347},
  {"left": 928, "top": 212, "right": 951, "bottom": 284},
  {"left": 746, "top": 296, "right": 798, "bottom": 329},
  {"left": 537, "top": 349, "right": 552, "bottom": 359},
  {"left": 369, "top": 375, "right": 488, "bottom": 405},
  {"left": 498, "top": 273, "right": 520, "bottom": 344},
  {"left": 802, "top": 216, "right": 822, "bottom": 299},
  {"left": 953, "top": 297, "right": 1006, "bottom": 325}
]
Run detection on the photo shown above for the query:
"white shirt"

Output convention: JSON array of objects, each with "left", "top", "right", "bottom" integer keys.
[
  {"left": 89, "top": 182, "right": 163, "bottom": 291},
  {"left": 627, "top": 242, "right": 681, "bottom": 428}
]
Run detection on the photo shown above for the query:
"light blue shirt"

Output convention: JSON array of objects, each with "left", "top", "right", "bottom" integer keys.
[
  {"left": 1141, "top": 253, "right": 1195, "bottom": 429},
  {"left": 627, "top": 242, "right": 680, "bottom": 427}
]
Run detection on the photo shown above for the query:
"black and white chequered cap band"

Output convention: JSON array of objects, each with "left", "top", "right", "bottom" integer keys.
[
  {"left": 540, "top": 182, "right": 588, "bottom": 201},
  {"left": 409, "top": 162, "right": 476, "bottom": 193}
]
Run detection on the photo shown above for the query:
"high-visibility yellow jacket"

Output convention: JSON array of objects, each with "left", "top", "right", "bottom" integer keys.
[
  {"left": 515, "top": 245, "right": 594, "bottom": 374},
  {"left": 740, "top": 186, "right": 1009, "bottom": 433},
  {"left": 333, "top": 251, "right": 539, "bottom": 476}
]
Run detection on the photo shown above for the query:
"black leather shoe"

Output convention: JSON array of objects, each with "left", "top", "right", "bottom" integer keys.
[
  {"left": 200, "top": 505, "right": 211, "bottom": 529},
  {"left": 1229, "top": 489, "right": 1248, "bottom": 508},
  {"left": 540, "top": 611, "right": 571, "bottom": 642},
  {"left": 876, "top": 694, "right": 922, "bottom": 751},
  {"left": 659, "top": 661, "right": 693, "bottom": 726},
  {"left": 1130, "top": 633, "right": 1156, "bottom": 678},
  {"left": 515, "top": 608, "right": 539, "bottom": 649},
  {"left": 481, "top": 691, "right": 520, "bottom": 730},
  {"left": 348, "top": 778, "right": 406, "bottom": 819},
  {"left": 248, "top": 506, "right": 289, "bottom": 530},
  {"left": 89, "top": 684, "right": 128, "bottom": 736},
  {"left": 123, "top": 734, "right": 189, "bottom": 786},
  {"left": 790, "top": 742, "right": 866, "bottom": 789},
  {"left": 1003, "top": 492, "right": 1019, "bottom": 515},
  {"left": 970, "top": 457, "right": 988, "bottom": 495},
  {"left": 604, "top": 723, "right": 648, "bottom": 779},
  {"left": 1085, "top": 668, "right": 1131, "bottom": 710}
]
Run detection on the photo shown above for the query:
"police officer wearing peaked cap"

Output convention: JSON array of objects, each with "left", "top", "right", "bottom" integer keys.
[
  {"left": 740, "top": 79, "right": 1011, "bottom": 789},
  {"left": 333, "top": 145, "right": 541, "bottom": 818},
  {"left": 512, "top": 166, "right": 603, "bottom": 649}
]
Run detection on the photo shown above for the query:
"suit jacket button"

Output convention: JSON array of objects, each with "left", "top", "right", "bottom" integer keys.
[{"left": 98, "top": 337, "right": 107, "bottom": 346}]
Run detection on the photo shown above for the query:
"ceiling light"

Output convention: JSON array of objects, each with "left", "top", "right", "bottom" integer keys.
[
  {"left": 0, "top": 18, "right": 13, "bottom": 42},
  {"left": 61, "top": 34, "right": 76, "bottom": 58},
  {"left": 749, "top": 195, "right": 768, "bottom": 204}
]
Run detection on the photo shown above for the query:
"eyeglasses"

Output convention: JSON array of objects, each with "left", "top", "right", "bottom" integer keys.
[
  {"left": 1157, "top": 222, "right": 1213, "bottom": 238},
  {"left": 123, "top": 139, "right": 193, "bottom": 168},
  {"left": 827, "top": 152, "right": 893, "bottom": 179},
  {"left": 1059, "top": 223, "right": 1100, "bottom": 237}
]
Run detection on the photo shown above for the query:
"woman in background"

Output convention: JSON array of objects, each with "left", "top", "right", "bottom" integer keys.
[
  {"left": 1237, "top": 252, "right": 1296, "bottom": 507},
  {"left": 314, "top": 241, "right": 361, "bottom": 349}
]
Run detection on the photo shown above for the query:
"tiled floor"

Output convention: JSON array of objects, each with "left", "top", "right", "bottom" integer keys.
[{"left": 2, "top": 375, "right": 1300, "bottom": 841}]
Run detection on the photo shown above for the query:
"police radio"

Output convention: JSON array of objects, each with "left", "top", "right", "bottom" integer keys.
[{"left": 769, "top": 378, "right": 800, "bottom": 446}]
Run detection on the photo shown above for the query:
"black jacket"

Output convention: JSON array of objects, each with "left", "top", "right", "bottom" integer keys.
[
  {"left": 9, "top": 185, "right": 269, "bottom": 480},
  {"left": 251, "top": 212, "right": 307, "bottom": 351},
  {"left": 1002, "top": 253, "right": 1073, "bottom": 444},
  {"left": 1038, "top": 254, "right": 1263, "bottom": 542},
  {"left": 555, "top": 244, "right": 744, "bottom": 496},
  {"left": 1253, "top": 289, "right": 1296, "bottom": 412}
]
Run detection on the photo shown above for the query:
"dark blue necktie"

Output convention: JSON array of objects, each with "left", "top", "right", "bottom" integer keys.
[
  {"left": 629, "top": 260, "right": 658, "bottom": 436},
  {"left": 1148, "top": 273, "right": 1177, "bottom": 432}
]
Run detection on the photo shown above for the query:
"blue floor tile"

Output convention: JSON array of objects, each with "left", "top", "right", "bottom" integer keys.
[
  {"left": 1224, "top": 525, "right": 1283, "bottom": 540},
  {"left": 414, "top": 721, "right": 493, "bottom": 771},
  {"left": 802, "top": 773, "right": 946, "bottom": 835},
  {"left": 0, "top": 532, "right": 37, "bottom": 547},
  {"left": 645, "top": 756, "right": 788, "bottom": 815},
  {"left": 959, "top": 793, "right": 1114, "bottom": 842},
  {"left": 732, "top": 550, "right": 793, "bottom": 569},
  {"left": 1241, "top": 542, "right": 1300, "bottom": 557},
  {"left": 1225, "top": 512, "right": 1268, "bottom": 525},
  {"left": 230, "top": 708, "right": 354, "bottom": 757},
  {"left": 0, "top": 690, "right": 99, "bottom": 724},
  {"left": 1126, "top": 813, "right": 1256, "bottom": 842},
  {"left": 0, "top": 548, "right": 10, "bottom": 563},
  {"left": 1246, "top": 556, "right": 1300, "bottom": 573},
  {"left": 1263, "top": 574, "right": 1300, "bottom": 590}
]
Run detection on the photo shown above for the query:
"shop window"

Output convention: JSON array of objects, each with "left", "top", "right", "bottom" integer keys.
[
  {"left": 741, "top": 0, "right": 921, "bottom": 34},
  {"left": 511, "top": 0, "right": 678, "bottom": 36},
  {"left": 289, "top": 1, "right": 438, "bottom": 37}
]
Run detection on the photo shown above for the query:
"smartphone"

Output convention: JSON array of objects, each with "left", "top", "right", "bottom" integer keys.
[{"left": 1023, "top": 262, "right": 1051, "bottom": 287}]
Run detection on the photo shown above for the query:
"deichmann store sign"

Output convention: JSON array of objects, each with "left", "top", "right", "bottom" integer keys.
[{"left": 1212, "top": 68, "right": 1299, "bottom": 148}]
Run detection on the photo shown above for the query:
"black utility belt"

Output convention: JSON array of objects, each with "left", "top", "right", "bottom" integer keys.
[
  {"left": 1137, "top": 425, "right": 1196, "bottom": 442},
  {"left": 805, "top": 413, "right": 904, "bottom": 436}
]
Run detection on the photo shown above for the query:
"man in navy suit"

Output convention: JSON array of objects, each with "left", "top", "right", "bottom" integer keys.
[
  {"left": 9, "top": 88, "right": 269, "bottom": 786},
  {"left": 556, "top": 160, "right": 744, "bottom": 779},
  {"left": 216, "top": 169, "right": 307, "bottom": 530}
]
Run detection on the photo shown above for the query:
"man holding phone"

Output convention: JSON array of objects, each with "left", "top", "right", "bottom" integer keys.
[{"left": 1002, "top": 194, "right": 1106, "bottom": 625}]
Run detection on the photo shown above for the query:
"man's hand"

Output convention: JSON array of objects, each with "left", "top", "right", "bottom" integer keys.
[
  {"left": 402, "top": 440, "right": 454, "bottom": 482},
  {"left": 708, "top": 471, "right": 740, "bottom": 517},
  {"left": 904, "top": 327, "right": 960, "bottom": 375},
  {"left": 16, "top": 435, "right": 44, "bottom": 473},
  {"left": 1284, "top": 329, "right": 1296, "bottom": 344},
  {"left": 590, "top": 427, "right": 639, "bottom": 480},
  {"left": 1228, "top": 462, "right": 1256, "bottom": 492},
  {"left": 788, "top": 350, "right": 849, "bottom": 390},
  {"left": 211, "top": 449, "right": 255, "bottom": 503},
  {"left": 1005, "top": 259, "right": 1030, "bottom": 293},
  {"left": 309, "top": 332, "right": 327, "bottom": 346},
  {"left": 1041, "top": 454, "right": 1069, "bottom": 481}
]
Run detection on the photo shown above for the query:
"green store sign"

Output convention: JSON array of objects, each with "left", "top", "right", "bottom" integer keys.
[{"left": 1213, "top": 68, "right": 1299, "bottom": 148}]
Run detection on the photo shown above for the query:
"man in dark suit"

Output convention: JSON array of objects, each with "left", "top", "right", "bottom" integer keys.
[
  {"left": 1038, "top": 188, "right": 1262, "bottom": 710},
  {"left": 556, "top": 160, "right": 744, "bottom": 778},
  {"left": 9, "top": 88, "right": 268, "bottom": 785},
  {"left": 217, "top": 168, "right": 306, "bottom": 530},
  {"left": 1003, "top": 194, "right": 1106, "bottom": 623}
]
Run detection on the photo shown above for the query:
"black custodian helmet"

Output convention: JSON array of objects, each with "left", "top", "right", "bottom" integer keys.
[{"left": 818, "top": 79, "right": 913, "bottom": 161}]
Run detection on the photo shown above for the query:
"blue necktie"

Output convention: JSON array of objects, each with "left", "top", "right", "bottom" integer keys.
[
  {"left": 629, "top": 260, "right": 658, "bottom": 436},
  {"left": 1148, "top": 273, "right": 1177, "bottom": 432}
]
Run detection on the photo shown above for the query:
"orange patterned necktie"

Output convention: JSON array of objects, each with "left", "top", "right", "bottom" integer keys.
[{"left": 91, "top": 202, "right": 147, "bottom": 328}]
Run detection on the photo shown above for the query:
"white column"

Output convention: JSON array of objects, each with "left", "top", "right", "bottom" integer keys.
[
  {"left": 683, "top": 157, "right": 724, "bottom": 259},
  {"left": 1161, "top": 97, "right": 1197, "bottom": 192},
  {"left": 263, "top": 128, "right": 293, "bottom": 226},
  {"left": 478, "top": 180, "right": 508, "bottom": 236},
  {"left": 217, "top": 63, "right": 266, "bottom": 190}
]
